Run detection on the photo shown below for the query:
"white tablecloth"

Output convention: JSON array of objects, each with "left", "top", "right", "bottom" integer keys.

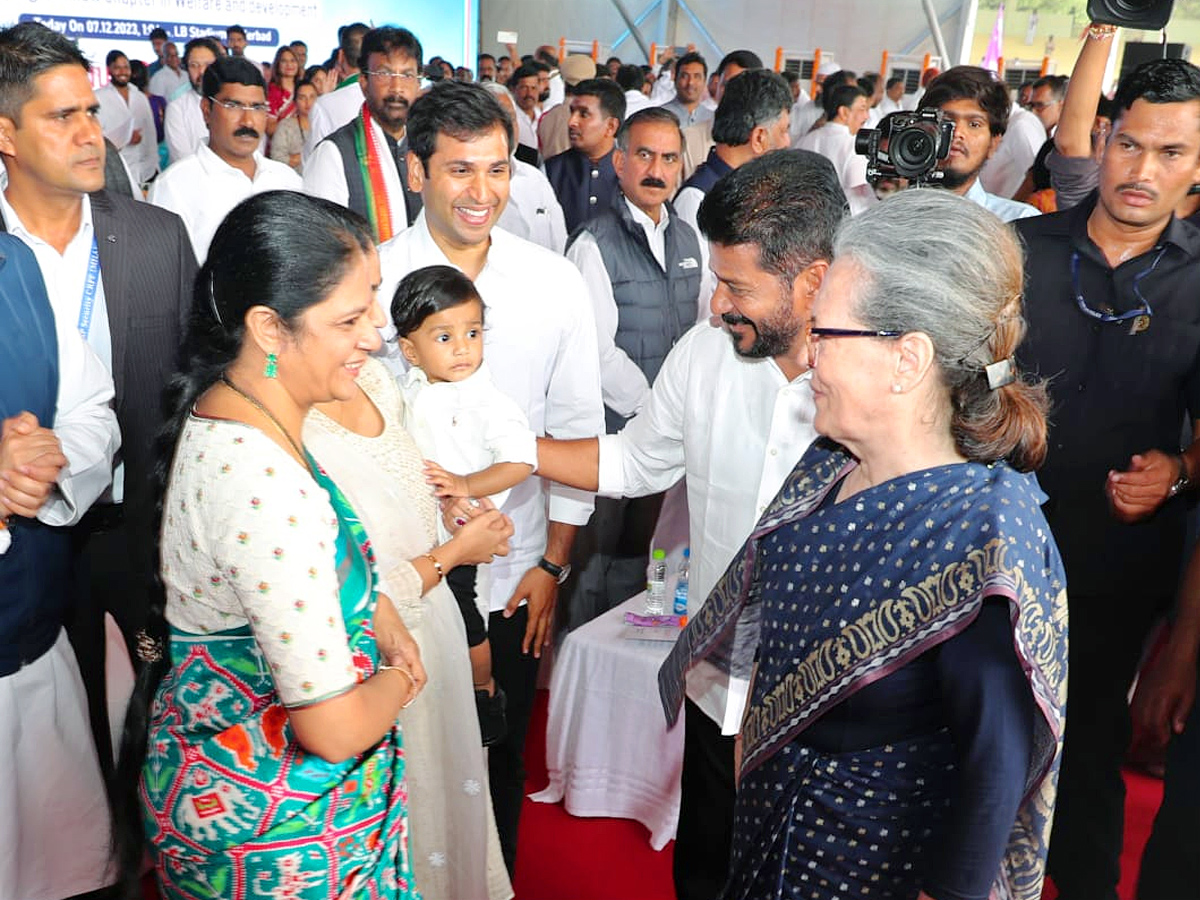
[{"left": 530, "top": 593, "right": 685, "bottom": 850}]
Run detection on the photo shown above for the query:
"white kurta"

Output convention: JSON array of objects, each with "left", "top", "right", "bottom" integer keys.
[
  {"left": 149, "top": 65, "right": 188, "bottom": 99},
  {"left": 95, "top": 83, "right": 159, "bottom": 185},
  {"left": 150, "top": 143, "right": 302, "bottom": 262},
  {"left": 979, "top": 103, "right": 1046, "bottom": 199},
  {"left": 596, "top": 320, "right": 818, "bottom": 733},
  {"left": 303, "top": 81, "right": 367, "bottom": 164},
  {"left": 164, "top": 89, "right": 207, "bottom": 165},
  {"left": 797, "top": 121, "right": 877, "bottom": 215}
]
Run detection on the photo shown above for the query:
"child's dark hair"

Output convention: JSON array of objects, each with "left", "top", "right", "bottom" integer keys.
[{"left": 391, "top": 264, "right": 485, "bottom": 336}]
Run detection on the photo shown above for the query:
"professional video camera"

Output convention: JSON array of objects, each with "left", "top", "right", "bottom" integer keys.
[{"left": 855, "top": 108, "right": 955, "bottom": 185}]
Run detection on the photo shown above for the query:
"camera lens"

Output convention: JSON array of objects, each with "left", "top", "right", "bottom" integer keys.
[{"left": 894, "top": 130, "right": 934, "bottom": 170}]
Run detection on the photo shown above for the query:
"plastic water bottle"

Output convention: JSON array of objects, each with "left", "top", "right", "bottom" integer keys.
[
  {"left": 645, "top": 549, "right": 667, "bottom": 615},
  {"left": 673, "top": 548, "right": 690, "bottom": 616}
]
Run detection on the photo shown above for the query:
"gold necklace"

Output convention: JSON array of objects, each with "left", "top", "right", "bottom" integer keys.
[{"left": 220, "top": 375, "right": 309, "bottom": 468}]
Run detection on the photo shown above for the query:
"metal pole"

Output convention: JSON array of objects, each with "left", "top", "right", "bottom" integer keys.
[
  {"left": 609, "top": 0, "right": 653, "bottom": 60},
  {"left": 921, "top": 0, "right": 952, "bottom": 65}
]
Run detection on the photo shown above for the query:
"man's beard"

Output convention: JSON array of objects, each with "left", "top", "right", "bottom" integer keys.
[
  {"left": 720, "top": 308, "right": 802, "bottom": 359},
  {"left": 370, "top": 96, "right": 410, "bottom": 132},
  {"left": 936, "top": 158, "right": 983, "bottom": 191}
]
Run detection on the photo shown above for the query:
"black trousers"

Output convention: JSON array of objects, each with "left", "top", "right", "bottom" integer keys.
[
  {"left": 1137, "top": 666, "right": 1200, "bottom": 900},
  {"left": 67, "top": 511, "right": 140, "bottom": 789},
  {"left": 1047, "top": 593, "right": 1165, "bottom": 900},
  {"left": 559, "top": 493, "right": 665, "bottom": 634},
  {"left": 673, "top": 698, "right": 737, "bottom": 900},
  {"left": 487, "top": 604, "right": 541, "bottom": 877}
]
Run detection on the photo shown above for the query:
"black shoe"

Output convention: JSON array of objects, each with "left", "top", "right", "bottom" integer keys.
[{"left": 475, "top": 684, "right": 508, "bottom": 747}]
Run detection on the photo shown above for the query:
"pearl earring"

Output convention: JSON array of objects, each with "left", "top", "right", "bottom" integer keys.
[{"left": 891, "top": 383, "right": 902, "bottom": 393}]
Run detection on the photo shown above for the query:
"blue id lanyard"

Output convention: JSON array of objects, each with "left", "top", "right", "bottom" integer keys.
[{"left": 76, "top": 235, "right": 101, "bottom": 339}]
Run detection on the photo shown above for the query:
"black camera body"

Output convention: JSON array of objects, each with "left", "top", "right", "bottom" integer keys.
[{"left": 855, "top": 109, "right": 955, "bottom": 185}]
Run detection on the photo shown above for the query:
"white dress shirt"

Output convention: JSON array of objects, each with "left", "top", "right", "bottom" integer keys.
[
  {"left": 378, "top": 214, "right": 604, "bottom": 612},
  {"left": 163, "top": 90, "right": 207, "bottom": 166},
  {"left": 660, "top": 98, "right": 714, "bottom": 128},
  {"left": 964, "top": 178, "right": 1039, "bottom": 222},
  {"left": 149, "top": 144, "right": 302, "bottom": 263},
  {"left": 0, "top": 187, "right": 124, "bottom": 504},
  {"left": 797, "top": 121, "right": 877, "bottom": 215},
  {"left": 94, "top": 84, "right": 158, "bottom": 185},
  {"left": 877, "top": 95, "right": 904, "bottom": 117},
  {"left": 303, "top": 80, "right": 366, "bottom": 165},
  {"left": 302, "top": 114, "right": 409, "bottom": 240},
  {"left": 497, "top": 158, "right": 568, "bottom": 254},
  {"left": 596, "top": 320, "right": 818, "bottom": 732},
  {"left": 149, "top": 65, "right": 188, "bottom": 99},
  {"left": 979, "top": 103, "right": 1046, "bottom": 200},
  {"left": 515, "top": 106, "right": 541, "bottom": 154},
  {"left": 671, "top": 185, "right": 716, "bottom": 321},
  {"left": 623, "top": 90, "right": 652, "bottom": 117},
  {"left": 566, "top": 197, "right": 671, "bottom": 419}
]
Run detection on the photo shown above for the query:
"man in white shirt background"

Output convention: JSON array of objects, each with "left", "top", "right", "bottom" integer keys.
[
  {"left": 917, "top": 66, "right": 1039, "bottom": 222},
  {"left": 378, "top": 80, "right": 604, "bottom": 876},
  {"left": 95, "top": 51, "right": 158, "bottom": 187},
  {"left": 151, "top": 57, "right": 302, "bottom": 261},
  {"left": 164, "top": 37, "right": 219, "bottom": 165},
  {"left": 508, "top": 62, "right": 544, "bottom": 165},
  {"left": 483, "top": 82, "right": 568, "bottom": 253},
  {"left": 535, "top": 149, "right": 846, "bottom": 900},
  {"left": 303, "top": 22, "right": 370, "bottom": 164},
  {"left": 798, "top": 81, "right": 876, "bottom": 214},
  {"left": 148, "top": 42, "right": 187, "bottom": 101},
  {"left": 661, "top": 51, "right": 714, "bottom": 128},
  {"left": 878, "top": 75, "right": 906, "bottom": 115},
  {"left": 617, "top": 64, "right": 652, "bottom": 117},
  {"left": 979, "top": 77, "right": 1047, "bottom": 199},
  {"left": 563, "top": 107, "right": 702, "bottom": 631}
]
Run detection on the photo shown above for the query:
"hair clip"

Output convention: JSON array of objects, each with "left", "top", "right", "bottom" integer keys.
[
  {"left": 985, "top": 358, "right": 1016, "bottom": 391},
  {"left": 208, "top": 271, "right": 223, "bottom": 326},
  {"left": 135, "top": 629, "right": 164, "bottom": 663}
]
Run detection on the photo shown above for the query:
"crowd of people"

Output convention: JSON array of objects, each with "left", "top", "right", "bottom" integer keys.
[{"left": 1, "top": 11, "right": 1199, "bottom": 900}]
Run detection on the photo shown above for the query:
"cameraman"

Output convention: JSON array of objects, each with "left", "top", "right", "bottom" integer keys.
[{"left": 916, "top": 66, "right": 1038, "bottom": 221}]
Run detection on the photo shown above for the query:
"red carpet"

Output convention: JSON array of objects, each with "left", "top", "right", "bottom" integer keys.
[{"left": 514, "top": 690, "right": 1166, "bottom": 900}]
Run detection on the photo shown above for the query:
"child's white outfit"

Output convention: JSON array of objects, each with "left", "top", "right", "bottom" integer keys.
[{"left": 399, "top": 362, "right": 538, "bottom": 617}]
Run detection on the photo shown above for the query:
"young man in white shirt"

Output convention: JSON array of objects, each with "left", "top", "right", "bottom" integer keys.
[
  {"left": 151, "top": 57, "right": 302, "bottom": 261},
  {"left": 917, "top": 66, "right": 1039, "bottom": 222},
  {"left": 94, "top": 50, "right": 158, "bottom": 186},
  {"left": 798, "top": 81, "right": 876, "bottom": 214},
  {"left": 536, "top": 149, "right": 846, "bottom": 900},
  {"left": 661, "top": 52, "right": 714, "bottom": 128},
  {"left": 377, "top": 80, "right": 604, "bottom": 876}
]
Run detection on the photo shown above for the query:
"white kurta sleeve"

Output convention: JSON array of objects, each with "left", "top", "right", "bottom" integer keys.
[
  {"left": 36, "top": 326, "right": 119, "bottom": 527},
  {"left": 543, "top": 262, "right": 605, "bottom": 526},
  {"left": 302, "top": 140, "right": 352, "bottom": 206},
  {"left": 596, "top": 326, "right": 694, "bottom": 498},
  {"left": 566, "top": 231, "right": 652, "bottom": 419}
]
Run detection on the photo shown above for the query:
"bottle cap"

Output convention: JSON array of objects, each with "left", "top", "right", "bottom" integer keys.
[{"left": 652, "top": 548, "right": 666, "bottom": 559}]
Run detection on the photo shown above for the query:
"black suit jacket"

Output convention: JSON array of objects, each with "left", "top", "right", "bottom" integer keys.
[{"left": 1, "top": 189, "right": 197, "bottom": 629}]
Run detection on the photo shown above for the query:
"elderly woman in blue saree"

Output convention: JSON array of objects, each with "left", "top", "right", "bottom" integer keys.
[
  {"left": 661, "top": 190, "right": 1068, "bottom": 900},
  {"left": 114, "top": 192, "right": 434, "bottom": 900}
]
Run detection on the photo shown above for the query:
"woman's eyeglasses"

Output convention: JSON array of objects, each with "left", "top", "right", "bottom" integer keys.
[{"left": 807, "top": 327, "right": 903, "bottom": 364}]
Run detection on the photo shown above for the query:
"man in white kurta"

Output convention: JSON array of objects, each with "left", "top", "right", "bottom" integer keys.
[
  {"left": 979, "top": 101, "right": 1046, "bottom": 199},
  {"left": 303, "top": 23, "right": 371, "bottom": 164},
  {"left": 95, "top": 52, "right": 158, "bottom": 185},
  {"left": 797, "top": 83, "right": 876, "bottom": 214},
  {"left": 148, "top": 41, "right": 187, "bottom": 98}
]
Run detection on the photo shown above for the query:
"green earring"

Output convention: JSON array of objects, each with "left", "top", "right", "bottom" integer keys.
[{"left": 264, "top": 353, "right": 278, "bottom": 379}]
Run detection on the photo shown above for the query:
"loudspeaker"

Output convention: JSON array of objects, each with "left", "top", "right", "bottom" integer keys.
[
  {"left": 1119, "top": 40, "right": 1193, "bottom": 83},
  {"left": 1087, "top": 0, "right": 1175, "bottom": 30}
]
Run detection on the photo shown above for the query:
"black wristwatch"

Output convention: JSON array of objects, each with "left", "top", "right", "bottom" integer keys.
[{"left": 537, "top": 556, "right": 572, "bottom": 585}]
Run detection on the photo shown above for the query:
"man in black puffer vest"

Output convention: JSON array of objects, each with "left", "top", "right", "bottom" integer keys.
[{"left": 561, "top": 106, "right": 702, "bottom": 631}]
